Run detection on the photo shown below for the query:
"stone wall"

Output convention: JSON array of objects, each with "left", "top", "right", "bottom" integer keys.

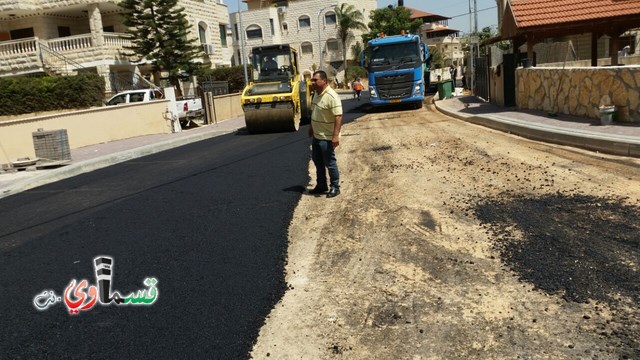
[
  {"left": 516, "top": 67, "right": 640, "bottom": 122},
  {"left": 0, "top": 100, "right": 171, "bottom": 163},
  {"left": 0, "top": 94, "right": 244, "bottom": 163}
]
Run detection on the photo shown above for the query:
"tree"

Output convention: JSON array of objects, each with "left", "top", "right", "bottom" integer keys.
[
  {"left": 364, "top": 6, "right": 423, "bottom": 42},
  {"left": 350, "top": 41, "right": 363, "bottom": 62},
  {"left": 335, "top": 3, "right": 367, "bottom": 85},
  {"left": 428, "top": 47, "right": 445, "bottom": 69},
  {"left": 119, "top": 0, "right": 204, "bottom": 96}
]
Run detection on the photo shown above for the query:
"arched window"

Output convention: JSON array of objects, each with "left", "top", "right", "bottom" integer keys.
[
  {"left": 298, "top": 15, "right": 311, "bottom": 29},
  {"left": 246, "top": 24, "right": 263, "bottom": 40},
  {"left": 198, "top": 22, "right": 208, "bottom": 44},
  {"left": 326, "top": 38, "right": 339, "bottom": 51},
  {"left": 324, "top": 12, "right": 336, "bottom": 26},
  {"left": 282, "top": 22, "right": 288, "bottom": 32},
  {"left": 301, "top": 42, "right": 313, "bottom": 54}
]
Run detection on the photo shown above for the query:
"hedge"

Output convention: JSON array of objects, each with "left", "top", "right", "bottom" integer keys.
[{"left": 0, "top": 73, "right": 105, "bottom": 116}]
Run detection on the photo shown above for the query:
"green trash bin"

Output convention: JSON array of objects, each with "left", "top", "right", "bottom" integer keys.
[{"left": 437, "top": 79, "right": 453, "bottom": 100}]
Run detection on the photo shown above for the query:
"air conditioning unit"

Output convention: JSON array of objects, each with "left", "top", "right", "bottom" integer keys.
[
  {"left": 277, "top": 6, "right": 287, "bottom": 15},
  {"left": 203, "top": 44, "right": 215, "bottom": 55}
]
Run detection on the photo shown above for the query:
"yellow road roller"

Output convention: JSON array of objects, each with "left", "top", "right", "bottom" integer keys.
[{"left": 241, "top": 44, "right": 312, "bottom": 133}]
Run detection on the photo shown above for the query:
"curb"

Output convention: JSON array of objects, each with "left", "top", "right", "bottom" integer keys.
[
  {"left": 0, "top": 128, "right": 237, "bottom": 200},
  {"left": 434, "top": 101, "right": 640, "bottom": 158}
]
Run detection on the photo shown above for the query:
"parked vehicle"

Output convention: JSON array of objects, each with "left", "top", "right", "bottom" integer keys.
[
  {"left": 361, "top": 32, "right": 430, "bottom": 109},
  {"left": 106, "top": 89, "right": 203, "bottom": 119}
]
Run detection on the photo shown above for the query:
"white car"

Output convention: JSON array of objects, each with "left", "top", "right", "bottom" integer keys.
[{"left": 106, "top": 89, "right": 203, "bottom": 119}]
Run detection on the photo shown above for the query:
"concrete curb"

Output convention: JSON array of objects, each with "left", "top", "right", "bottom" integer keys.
[
  {"left": 434, "top": 101, "right": 640, "bottom": 158},
  {"left": 0, "top": 128, "right": 237, "bottom": 200}
]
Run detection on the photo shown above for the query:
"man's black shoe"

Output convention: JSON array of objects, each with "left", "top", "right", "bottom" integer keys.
[
  {"left": 326, "top": 188, "right": 340, "bottom": 198},
  {"left": 309, "top": 186, "right": 328, "bottom": 195}
]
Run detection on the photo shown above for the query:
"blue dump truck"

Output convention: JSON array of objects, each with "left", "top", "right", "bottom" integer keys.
[{"left": 361, "top": 33, "right": 430, "bottom": 108}]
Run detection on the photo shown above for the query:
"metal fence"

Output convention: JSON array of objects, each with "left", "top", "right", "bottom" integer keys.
[
  {"left": 199, "top": 80, "right": 229, "bottom": 95},
  {"left": 475, "top": 57, "right": 489, "bottom": 101}
]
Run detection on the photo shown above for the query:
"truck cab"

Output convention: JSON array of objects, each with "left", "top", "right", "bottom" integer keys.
[{"left": 361, "top": 33, "right": 429, "bottom": 108}]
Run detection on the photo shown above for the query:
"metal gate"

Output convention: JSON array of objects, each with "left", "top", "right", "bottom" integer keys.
[
  {"left": 474, "top": 57, "right": 489, "bottom": 100},
  {"left": 502, "top": 53, "right": 517, "bottom": 107}
]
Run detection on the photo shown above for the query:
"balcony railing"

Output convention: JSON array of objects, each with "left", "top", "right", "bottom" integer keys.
[
  {"left": 48, "top": 34, "right": 93, "bottom": 52},
  {"left": 104, "top": 33, "right": 132, "bottom": 48},
  {"left": 0, "top": 34, "right": 132, "bottom": 76},
  {"left": 0, "top": 38, "right": 39, "bottom": 56}
]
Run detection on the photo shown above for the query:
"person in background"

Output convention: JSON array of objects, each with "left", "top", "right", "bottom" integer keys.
[
  {"left": 308, "top": 70, "right": 343, "bottom": 198},
  {"left": 351, "top": 78, "right": 363, "bottom": 101},
  {"left": 449, "top": 65, "right": 458, "bottom": 85},
  {"left": 263, "top": 56, "right": 278, "bottom": 72}
]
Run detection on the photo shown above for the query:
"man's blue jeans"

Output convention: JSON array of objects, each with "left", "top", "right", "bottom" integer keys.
[{"left": 311, "top": 137, "right": 340, "bottom": 190}]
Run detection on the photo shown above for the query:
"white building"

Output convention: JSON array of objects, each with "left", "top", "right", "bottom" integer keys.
[
  {"left": 229, "top": 0, "right": 377, "bottom": 83},
  {"left": 410, "top": 8, "right": 463, "bottom": 67},
  {"left": 0, "top": 0, "right": 232, "bottom": 93}
]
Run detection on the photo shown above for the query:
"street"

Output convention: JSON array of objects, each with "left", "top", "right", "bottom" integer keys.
[
  {"left": 251, "top": 102, "right": 640, "bottom": 359},
  {"left": 0, "top": 98, "right": 364, "bottom": 359},
  {"left": 1, "top": 97, "right": 639, "bottom": 359}
]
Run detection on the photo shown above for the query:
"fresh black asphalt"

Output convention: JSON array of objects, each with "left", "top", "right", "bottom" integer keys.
[{"left": 0, "top": 97, "right": 368, "bottom": 359}]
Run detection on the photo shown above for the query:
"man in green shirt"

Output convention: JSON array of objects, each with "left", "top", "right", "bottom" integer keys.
[{"left": 308, "top": 70, "right": 343, "bottom": 198}]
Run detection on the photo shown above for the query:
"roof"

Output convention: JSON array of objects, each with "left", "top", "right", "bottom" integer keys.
[
  {"left": 406, "top": 6, "right": 449, "bottom": 21},
  {"left": 502, "top": 0, "right": 640, "bottom": 39},
  {"left": 367, "top": 34, "right": 421, "bottom": 45},
  {"left": 510, "top": 0, "right": 640, "bottom": 28}
]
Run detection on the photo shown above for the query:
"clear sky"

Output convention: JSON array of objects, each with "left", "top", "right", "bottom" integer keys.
[{"left": 224, "top": 0, "right": 500, "bottom": 34}]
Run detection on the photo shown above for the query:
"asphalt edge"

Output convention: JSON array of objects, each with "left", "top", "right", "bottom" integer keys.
[
  {"left": 434, "top": 100, "right": 640, "bottom": 158},
  {"left": 0, "top": 128, "right": 237, "bottom": 200}
]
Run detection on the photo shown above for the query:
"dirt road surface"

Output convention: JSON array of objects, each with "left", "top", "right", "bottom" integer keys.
[{"left": 251, "top": 103, "right": 640, "bottom": 359}]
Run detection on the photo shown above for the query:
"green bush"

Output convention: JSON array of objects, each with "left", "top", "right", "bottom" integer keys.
[
  {"left": 0, "top": 73, "right": 105, "bottom": 116},
  {"left": 345, "top": 66, "right": 368, "bottom": 82}
]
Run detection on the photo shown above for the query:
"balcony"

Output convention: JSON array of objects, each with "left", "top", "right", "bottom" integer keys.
[
  {"left": 0, "top": 33, "right": 132, "bottom": 76},
  {"left": 0, "top": 0, "right": 120, "bottom": 10}
]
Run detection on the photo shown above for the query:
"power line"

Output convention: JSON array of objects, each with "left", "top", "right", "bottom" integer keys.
[{"left": 449, "top": 6, "right": 497, "bottom": 20}]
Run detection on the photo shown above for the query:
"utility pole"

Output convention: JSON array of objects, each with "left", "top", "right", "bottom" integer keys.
[
  {"left": 238, "top": 0, "right": 249, "bottom": 86},
  {"left": 468, "top": 0, "right": 476, "bottom": 94}
]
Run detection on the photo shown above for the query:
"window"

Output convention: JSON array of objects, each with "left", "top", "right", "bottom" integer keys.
[
  {"left": 301, "top": 42, "right": 313, "bottom": 54},
  {"left": 326, "top": 39, "right": 339, "bottom": 51},
  {"left": 103, "top": 25, "right": 115, "bottom": 33},
  {"left": 282, "top": 22, "right": 288, "bottom": 31},
  {"left": 198, "top": 23, "right": 207, "bottom": 44},
  {"left": 57, "top": 26, "right": 71, "bottom": 37},
  {"left": 246, "top": 25, "right": 262, "bottom": 40},
  {"left": 129, "top": 92, "right": 146, "bottom": 102},
  {"left": 107, "top": 94, "right": 127, "bottom": 106},
  {"left": 234, "top": 23, "right": 239, "bottom": 40},
  {"left": 219, "top": 24, "right": 227, "bottom": 47},
  {"left": 10, "top": 28, "right": 34, "bottom": 40},
  {"left": 298, "top": 16, "right": 311, "bottom": 28},
  {"left": 325, "top": 12, "right": 336, "bottom": 25},
  {"left": 269, "top": 19, "right": 275, "bottom": 36}
]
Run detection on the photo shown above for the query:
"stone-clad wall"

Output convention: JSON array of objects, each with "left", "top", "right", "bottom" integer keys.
[
  {"left": 180, "top": 0, "right": 232, "bottom": 67},
  {"left": 516, "top": 67, "right": 640, "bottom": 122}
]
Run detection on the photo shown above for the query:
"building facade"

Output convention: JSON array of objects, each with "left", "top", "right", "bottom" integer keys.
[
  {"left": 0, "top": 0, "right": 232, "bottom": 92},
  {"left": 229, "top": 0, "right": 377, "bottom": 83},
  {"left": 409, "top": 8, "right": 463, "bottom": 67}
]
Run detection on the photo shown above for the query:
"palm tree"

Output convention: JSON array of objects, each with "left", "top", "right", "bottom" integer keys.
[{"left": 335, "top": 4, "right": 367, "bottom": 85}]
